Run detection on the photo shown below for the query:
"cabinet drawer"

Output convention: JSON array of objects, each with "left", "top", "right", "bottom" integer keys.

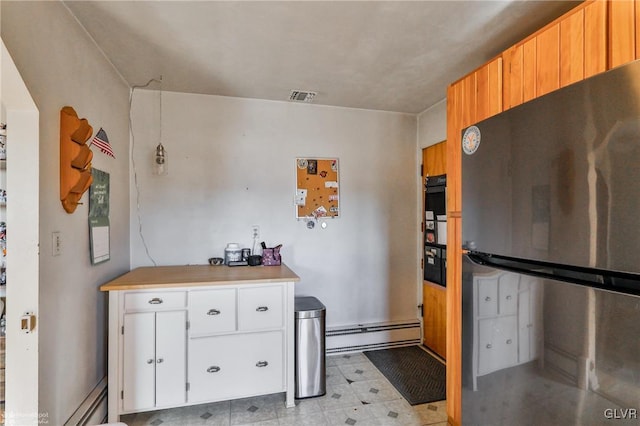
[
  {"left": 188, "top": 331, "right": 284, "bottom": 403},
  {"left": 189, "top": 288, "right": 236, "bottom": 335},
  {"left": 238, "top": 286, "right": 284, "bottom": 331},
  {"left": 476, "top": 279, "right": 498, "bottom": 317},
  {"left": 498, "top": 274, "right": 518, "bottom": 315},
  {"left": 477, "top": 316, "right": 517, "bottom": 375},
  {"left": 124, "top": 291, "right": 186, "bottom": 311}
]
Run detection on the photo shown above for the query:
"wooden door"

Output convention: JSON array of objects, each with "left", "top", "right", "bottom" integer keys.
[
  {"left": 423, "top": 282, "right": 446, "bottom": 359},
  {"left": 155, "top": 310, "right": 187, "bottom": 408}
]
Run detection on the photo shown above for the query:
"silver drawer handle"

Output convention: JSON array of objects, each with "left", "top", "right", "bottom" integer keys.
[
  {"left": 148, "top": 297, "right": 163, "bottom": 305},
  {"left": 207, "top": 309, "right": 221, "bottom": 316},
  {"left": 256, "top": 361, "right": 269, "bottom": 368},
  {"left": 506, "top": 295, "right": 512, "bottom": 300},
  {"left": 147, "top": 359, "right": 154, "bottom": 364},
  {"left": 506, "top": 339, "right": 513, "bottom": 344},
  {"left": 157, "top": 358, "right": 164, "bottom": 364},
  {"left": 486, "top": 344, "right": 492, "bottom": 349},
  {"left": 256, "top": 306, "right": 269, "bottom": 312},
  {"left": 485, "top": 297, "right": 491, "bottom": 302},
  {"left": 207, "top": 366, "right": 221, "bottom": 373}
]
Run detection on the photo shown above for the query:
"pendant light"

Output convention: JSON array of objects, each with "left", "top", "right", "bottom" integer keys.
[{"left": 153, "top": 76, "right": 168, "bottom": 175}]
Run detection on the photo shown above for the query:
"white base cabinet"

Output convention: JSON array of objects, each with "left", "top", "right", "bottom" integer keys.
[
  {"left": 472, "top": 270, "right": 542, "bottom": 390},
  {"left": 102, "top": 265, "right": 299, "bottom": 423}
]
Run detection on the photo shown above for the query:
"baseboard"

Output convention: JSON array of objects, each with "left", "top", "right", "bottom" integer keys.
[
  {"left": 544, "top": 343, "right": 578, "bottom": 385},
  {"left": 326, "top": 319, "right": 421, "bottom": 354},
  {"left": 64, "top": 377, "right": 108, "bottom": 426}
]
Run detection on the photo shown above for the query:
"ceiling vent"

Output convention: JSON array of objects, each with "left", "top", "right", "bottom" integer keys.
[{"left": 289, "top": 90, "right": 317, "bottom": 103}]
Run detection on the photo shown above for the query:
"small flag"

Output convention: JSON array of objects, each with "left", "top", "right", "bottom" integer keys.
[{"left": 90, "top": 128, "right": 115, "bottom": 158}]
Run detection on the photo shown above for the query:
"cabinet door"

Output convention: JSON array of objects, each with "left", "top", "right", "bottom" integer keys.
[
  {"left": 423, "top": 142, "right": 446, "bottom": 177},
  {"left": 155, "top": 310, "right": 187, "bottom": 408},
  {"left": 123, "top": 312, "right": 156, "bottom": 412},
  {"left": 536, "top": 23, "right": 560, "bottom": 96},
  {"left": 238, "top": 285, "right": 284, "bottom": 331},
  {"left": 189, "top": 288, "right": 236, "bottom": 335}
]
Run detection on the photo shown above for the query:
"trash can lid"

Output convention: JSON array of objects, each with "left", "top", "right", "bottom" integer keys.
[{"left": 295, "top": 296, "right": 326, "bottom": 319}]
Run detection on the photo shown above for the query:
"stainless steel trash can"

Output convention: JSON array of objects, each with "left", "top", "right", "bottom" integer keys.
[{"left": 295, "top": 296, "right": 326, "bottom": 398}]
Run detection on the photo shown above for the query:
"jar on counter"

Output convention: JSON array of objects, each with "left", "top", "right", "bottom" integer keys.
[{"left": 224, "top": 243, "right": 242, "bottom": 264}]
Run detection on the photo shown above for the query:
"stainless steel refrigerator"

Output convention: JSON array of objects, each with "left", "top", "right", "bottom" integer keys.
[{"left": 461, "top": 59, "right": 640, "bottom": 425}]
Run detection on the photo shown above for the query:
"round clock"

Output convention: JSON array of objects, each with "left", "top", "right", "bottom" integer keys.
[{"left": 462, "top": 125, "right": 481, "bottom": 155}]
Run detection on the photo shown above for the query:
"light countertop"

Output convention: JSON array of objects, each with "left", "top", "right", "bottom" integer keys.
[{"left": 100, "top": 264, "right": 300, "bottom": 291}]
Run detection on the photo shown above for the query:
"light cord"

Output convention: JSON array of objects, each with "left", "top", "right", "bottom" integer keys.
[{"left": 129, "top": 77, "right": 161, "bottom": 266}]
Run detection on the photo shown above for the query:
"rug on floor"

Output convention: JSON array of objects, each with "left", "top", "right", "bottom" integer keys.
[{"left": 364, "top": 345, "right": 445, "bottom": 405}]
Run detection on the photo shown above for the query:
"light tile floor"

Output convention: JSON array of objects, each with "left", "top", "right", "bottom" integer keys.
[{"left": 121, "top": 352, "right": 447, "bottom": 426}]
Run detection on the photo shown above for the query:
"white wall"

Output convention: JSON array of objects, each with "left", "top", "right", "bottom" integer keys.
[
  {"left": 1, "top": 2, "right": 131, "bottom": 424},
  {"left": 130, "top": 91, "right": 418, "bottom": 327},
  {"left": 417, "top": 99, "right": 446, "bottom": 149}
]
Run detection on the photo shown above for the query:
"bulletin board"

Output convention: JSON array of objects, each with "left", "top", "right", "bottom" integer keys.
[{"left": 295, "top": 158, "right": 339, "bottom": 219}]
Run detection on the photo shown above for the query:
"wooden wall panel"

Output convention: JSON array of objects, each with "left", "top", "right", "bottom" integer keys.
[
  {"left": 536, "top": 23, "right": 560, "bottom": 96},
  {"left": 446, "top": 216, "right": 462, "bottom": 426},
  {"left": 637, "top": 0, "right": 640, "bottom": 59},
  {"left": 477, "top": 58, "right": 503, "bottom": 121},
  {"left": 460, "top": 74, "right": 477, "bottom": 129},
  {"left": 523, "top": 38, "right": 537, "bottom": 102},
  {"left": 609, "top": 0, "right": 636, "bottom": 68},
  {"left": 585, "top": 0, "right": 607, "bottom": 77},
  {"left": 487, "top": 58, "right": 503, "bottom": 117},
  {"left": 502, "top": 44, "right": 523, "bottom": 110},
  {"left": 560, "top": 9, "right": 584, "bottom": 87},
  {"left": 446, "top": 83, "right": 463, "bottom": 215}
]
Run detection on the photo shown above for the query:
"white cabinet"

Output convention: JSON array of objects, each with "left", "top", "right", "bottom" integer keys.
[
  {"left": 472, "top": 270, "right": 542, "bottom": 390},
  {"left": 123, "top": 310, "right": 187, "bottom": 411},
  {"left": 102, "top": 265, "right": 299, "bottom": 423}
]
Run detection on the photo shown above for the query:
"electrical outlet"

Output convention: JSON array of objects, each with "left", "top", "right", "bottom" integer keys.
[
  {"left": 251, "top": 225, "right": 260, "bottom": 240},
  {"left": 52, "top": 231, "right": 61, "bottom": 256}
]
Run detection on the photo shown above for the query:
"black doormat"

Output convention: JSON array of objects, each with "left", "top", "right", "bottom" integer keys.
[{"left": 364, "top": 345, "right": 445, "bottom": 405}]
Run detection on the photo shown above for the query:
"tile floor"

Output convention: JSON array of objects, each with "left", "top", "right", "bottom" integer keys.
[{"left": 121, "top": 352, "right": 447, "bottom": 426}]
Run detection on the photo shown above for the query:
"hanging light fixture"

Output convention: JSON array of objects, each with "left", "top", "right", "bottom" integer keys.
[{"left": 153, "top": 76, "right": 168, "bottom": 175}]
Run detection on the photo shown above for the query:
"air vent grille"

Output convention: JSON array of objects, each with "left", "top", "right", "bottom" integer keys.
[{"left": 289, "top": 90, "right": 317, "bottom": 103}]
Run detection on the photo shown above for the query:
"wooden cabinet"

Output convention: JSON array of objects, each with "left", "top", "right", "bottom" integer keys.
[
  {"left": 423, "top": 282, "right": 446, "bottom": 359},
  {"left": 123, "top": 309, "right": 187, "bottom": 412},
  {"left": 503, "top": 1, "right": 607, "bottom": 110},
  {"left": 101, "top": 265, "right": 298, "bottom": 423}
]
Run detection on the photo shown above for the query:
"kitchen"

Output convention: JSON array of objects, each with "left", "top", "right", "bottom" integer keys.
[{"left": 3, "top": 1, "right": 639, "bottom": 425}]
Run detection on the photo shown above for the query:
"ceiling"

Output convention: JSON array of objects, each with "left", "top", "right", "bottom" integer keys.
[{"left": 64, "top": 1, "right": 580, "bottom": 114}]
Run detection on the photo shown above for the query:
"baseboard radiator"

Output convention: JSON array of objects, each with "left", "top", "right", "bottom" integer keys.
[
  {"left": 64, "top": 377, "right": 108, "bottom": 426},
  {"left": 326, "top": 319, "right": 422, "bottom": 354}
]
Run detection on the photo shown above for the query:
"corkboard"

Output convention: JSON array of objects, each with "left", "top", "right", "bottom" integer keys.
[{"left": 295, "top": 158, "right": 339, "bottom": 219}]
